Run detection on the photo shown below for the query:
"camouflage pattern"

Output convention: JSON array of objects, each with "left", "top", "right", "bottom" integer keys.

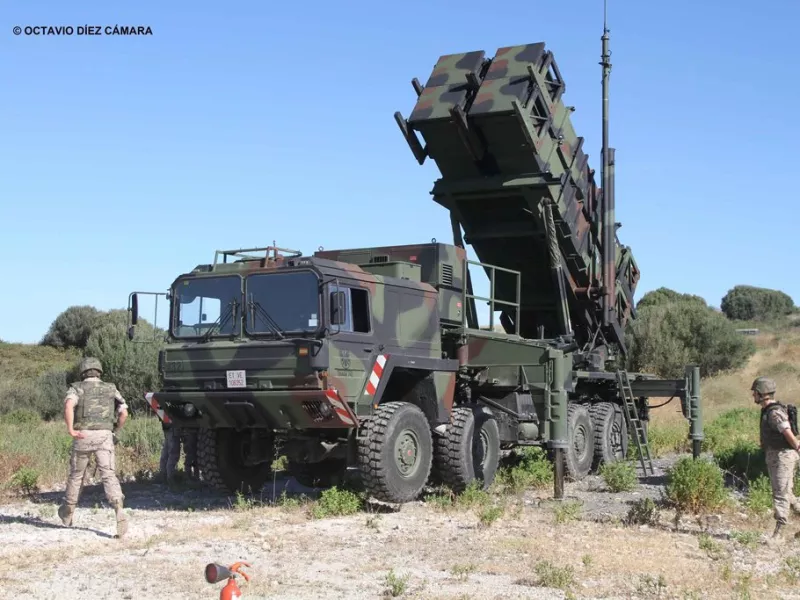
[
  {"left": 765, "top": 449, "right": 800, "bottom": 525},
  {"left": 753, "top": 377, "right": 777, "bottom": 395},
  {"left": 79, "top": 356, "right": 103, "bottom": 376},
  {"left": 63, "top": 430, "right": 124, "bottom": 506},
  {"left": 158, "top": 425, "right": 174, "bottom": 478},
  {"left": 166, "top": 427, "right": 199, "bottom": 479},
  {"left": 68, "top": 379, "right": 119, "bottom": 430},
  {"left": 127, "top": 37, "right": 705, "bottom": 501},
  {"left": 60, "top": 375, "right": 128, "bottom": 537},
  {"left": 395, "top": 41, "right": 639, "bottom": 363},
  {"left": 761, "top": 402, "right": 793, "bottom": 450}
]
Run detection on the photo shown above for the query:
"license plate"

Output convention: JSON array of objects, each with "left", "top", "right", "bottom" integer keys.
[{"left": 226, "top": 370, "right": 246, "bottom": 388}]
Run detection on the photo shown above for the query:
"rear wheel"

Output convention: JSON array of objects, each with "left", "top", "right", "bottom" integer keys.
[
  {"left": 197, "top": 428, "right": 273, "bottom": 494},
  {"left": 589, "top": 402, "right": 629, "bottom": 469},
  {"left": 563, "top": 403, "right": 594, "bottom": 481},
  {"left": 434, "top": 405, "right": 500, "bottom": 493},
  {"left": 358, "top": 401, "right": 433, "bottom": 503}
]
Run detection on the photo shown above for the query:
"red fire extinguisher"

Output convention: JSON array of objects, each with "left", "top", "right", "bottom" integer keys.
[{"left": 205, "top": 561, "right": 251, "bottom": 600}]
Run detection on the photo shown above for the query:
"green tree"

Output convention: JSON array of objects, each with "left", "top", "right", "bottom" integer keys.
[
  {"left": 627, "top": 288, "right": 756, "bottom": 378},
  {"left": 636, "top": 287, "right": 708, "bottom": 310},
  {"left": 40, "top": 305, "right": 102, "bottom": 349},
  {"left": 720, "top": 285, "right": 796, "bottom": 321},
  {"left": 83, "top": 310, "right": 165, "bottom": 414}
]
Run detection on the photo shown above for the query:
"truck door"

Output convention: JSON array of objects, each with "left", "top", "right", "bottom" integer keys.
[{"left": 329, "top": 284, "right": 375, "bottom": 408}]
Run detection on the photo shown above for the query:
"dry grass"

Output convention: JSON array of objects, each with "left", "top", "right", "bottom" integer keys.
[
  {"left": 0, "top": 416, "right": 163, "bottom": 498},
  {"left": 0, "top": 492, "right": 796, "bottom": 599},
  {"left": 650, "top": 327, "right": 800, "bottom": 429}
]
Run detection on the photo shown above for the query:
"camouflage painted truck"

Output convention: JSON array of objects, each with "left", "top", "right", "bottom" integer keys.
[{"left": 128, "top": 39, "right": 703, "bottom": 504}]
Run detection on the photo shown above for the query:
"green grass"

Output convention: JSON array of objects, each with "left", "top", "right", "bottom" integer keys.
[{"left": 0, "top": 413, "right": 163, "bottom": 494}]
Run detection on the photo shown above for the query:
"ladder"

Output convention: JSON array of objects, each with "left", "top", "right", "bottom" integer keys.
[{"left": 617, "top": 370, "right": 654, "bottom": 476}]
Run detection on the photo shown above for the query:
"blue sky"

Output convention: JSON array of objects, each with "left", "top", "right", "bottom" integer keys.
[{"left": 1, "top": 0, "right": 797, "bottom": 343}]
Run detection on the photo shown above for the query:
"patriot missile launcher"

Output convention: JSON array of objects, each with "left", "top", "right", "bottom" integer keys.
[
  {"left": 128, "top": 35, "right": 703, "bottom": 503},
  {"left": 394, "top": 41, "right": 633, "bottom": 371}
]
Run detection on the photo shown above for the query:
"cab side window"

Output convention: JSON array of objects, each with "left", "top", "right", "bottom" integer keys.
[{"left": 330, "top": 286, "right": 371, "bottom": 333}]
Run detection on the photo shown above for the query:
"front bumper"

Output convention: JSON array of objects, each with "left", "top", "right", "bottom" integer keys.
[{"left": 144, "top": 388, "right": 358, "bottom": 430}]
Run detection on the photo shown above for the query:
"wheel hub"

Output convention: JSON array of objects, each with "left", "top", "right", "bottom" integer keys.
[
  {"left": 573, "top": 424, "right": 588, "bottom": 458},
  {"left": 395, "top": 429, "right": 420, "bottom": 478}
]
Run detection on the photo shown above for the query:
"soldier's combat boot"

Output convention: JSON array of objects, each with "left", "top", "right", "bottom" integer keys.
[
  {"left": 58, "top": 504, "right": 74, "bottom": 527},
  {"left": 773, "top": 522, "right": 785, "bottom": 538},
  {"left": 112, "top": 499, "right": 128, "bottom": 538}
]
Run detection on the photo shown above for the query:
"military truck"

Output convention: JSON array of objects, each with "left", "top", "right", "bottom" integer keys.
[{"left": 128, "top": 37, "right": 703, "bottom": 504}]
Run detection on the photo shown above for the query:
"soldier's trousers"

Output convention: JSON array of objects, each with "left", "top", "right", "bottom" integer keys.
[
  {"left": 64, "top": 430, "right": 124, "bottom": 507},
  {"left": 159, "top": 426, "right": 174, "bottom": 476},
  {"left": 166, "top": 427, "right": 199, "bottom": 478},
  {"left": 765, "top": 448, "right": 800, "bottom": 524}
]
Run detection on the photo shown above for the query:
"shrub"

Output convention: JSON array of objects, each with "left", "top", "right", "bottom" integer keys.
[
  {"left": 665, "top": 456, "right": 728, "bottom": 514},
  {"left": 495, "top": 446, "right": 553, "bottom": 493},
  {"left": 721, "top": 285, "right": 795, "bottom": 322},
  {"left": 599, "top": 460, "right": 637, "bottom": 492},
  {"left": 744, "top": 475, "right": 773, "bottom": 515},
  {"left": 627, "top": 290, "right": 756, "bottom": 378},
  {"left": 40, "top": 305, "right": 102, "bottom": 349},
  {"left": 714, "top": 440, "right": 766, "bottom": 483}
]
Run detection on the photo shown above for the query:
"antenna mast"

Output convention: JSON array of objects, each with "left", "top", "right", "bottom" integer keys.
[{"left": 600, "top": 0, "right": 615, "bottom": 328}]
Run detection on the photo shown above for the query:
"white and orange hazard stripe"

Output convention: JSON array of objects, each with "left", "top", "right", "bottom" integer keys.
[
  {"left": 364, "top": 354, "right": 389, "bottom": 396},
  {"left": 144, "top": 392, "right": 171, "bottom": 424},
  {"left": 325, "top": 389, "right": 357, "bottom": 426}
]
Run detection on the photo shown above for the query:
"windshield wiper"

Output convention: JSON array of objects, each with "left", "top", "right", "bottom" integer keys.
[
  {"left": 200, "top": 299, "right": 238, "bottom": 342},
  {"left": 248, "top": 299, "right": 285, "bottom": 339}
]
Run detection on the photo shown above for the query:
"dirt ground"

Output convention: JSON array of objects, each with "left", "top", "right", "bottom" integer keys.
[{"left": 3, "top": 455, "right": 800, "bottom": 600}]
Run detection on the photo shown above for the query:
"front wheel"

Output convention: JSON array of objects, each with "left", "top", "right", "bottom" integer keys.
[
  {"left": 197, "top": 429, "right": 273, "bottom": 495},
  {"left": 358, "top": 401, "right": 433, "bottom": 503}
]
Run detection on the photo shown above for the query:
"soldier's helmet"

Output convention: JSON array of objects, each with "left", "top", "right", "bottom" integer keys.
[
  {"left": 79, "top": 357, "right": 103, "bottom": 377},
  {"left": 751, "top": 377, "right": 777, "bottom": 395}
]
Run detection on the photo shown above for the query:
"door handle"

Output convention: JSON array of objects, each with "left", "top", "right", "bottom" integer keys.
[{"left": 362, "top": 347, "right": 374, "bottom": 352}]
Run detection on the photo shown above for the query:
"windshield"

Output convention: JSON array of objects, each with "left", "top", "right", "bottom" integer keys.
[
  {"left": 172, "top": 276, "right": 242, "bottom": 338},
  {"left": 245, "top": 271, "right": 320, "bottom": 335}
]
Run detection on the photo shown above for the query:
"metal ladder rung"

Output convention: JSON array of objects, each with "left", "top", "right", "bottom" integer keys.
[{"left": 617, "top": 370, "right": 654, "bottom": 476}]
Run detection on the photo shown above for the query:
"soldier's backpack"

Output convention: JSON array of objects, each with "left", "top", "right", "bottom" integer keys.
[{"left": 788, "top": 404, "right": 799, "bottom": 436}]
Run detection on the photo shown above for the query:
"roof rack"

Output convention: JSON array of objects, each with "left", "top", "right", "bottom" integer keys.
[{"left": 213, "top": 243, "right": 303, "bottom": 266}]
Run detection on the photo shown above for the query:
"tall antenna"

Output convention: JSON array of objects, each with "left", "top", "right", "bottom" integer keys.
[{"left": 600, "top": 0, "right": 616, "bottom": 328}]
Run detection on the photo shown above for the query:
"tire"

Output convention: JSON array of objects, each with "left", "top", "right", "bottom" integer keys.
[
  {"left": 564, "top": 403, "right": 594, "bottom": 481},
  {"left": 589, "top": 402, "right": 629, "bottom": 470},
  {"left": 289, "top": 458, "right": 347, "bottom": 489},
  {"left": 434, "top": 405, "right": 501, "bottom": 493},
  {"left": 358, "top": 401, "right": 433, "bottom": 503},
  {"left": 197, "top": 428, "right": 273, "bottom": 495}
]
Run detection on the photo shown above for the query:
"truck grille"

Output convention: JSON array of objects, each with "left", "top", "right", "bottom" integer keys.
[{"left": 302, "top": 400, "right": 335, "bottom": 423}]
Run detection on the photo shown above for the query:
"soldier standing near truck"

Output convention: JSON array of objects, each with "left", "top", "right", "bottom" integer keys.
[
  {"left": 754, "top": 377, "right": 800, "bottom": 537},
  {"left": 58, "top": 357, "right": 129, "bottom": 538}
]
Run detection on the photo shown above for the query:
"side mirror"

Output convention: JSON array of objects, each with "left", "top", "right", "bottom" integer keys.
[
  {"left": 130, "top": 293, "right": 139, "bottom": 325},
  {"left": 330, "top": 291, "right": 346, "bottom": 325},
  {"left": 127, "top": 325, "right": 136, "bottom": 341}
]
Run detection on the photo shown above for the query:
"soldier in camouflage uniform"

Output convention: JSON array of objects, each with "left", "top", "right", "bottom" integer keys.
[
  {"left": 754, "top": 377, "right": 800, "bottom": 537},
  {"left": 166, "top": 427, "right": 199, "bottom": 481},
  {"left": 157, "top": 421, "right": 175, "bottom": 481},
  {"left": 58, "top": 357, "right": 129, "bottom": 538}
]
